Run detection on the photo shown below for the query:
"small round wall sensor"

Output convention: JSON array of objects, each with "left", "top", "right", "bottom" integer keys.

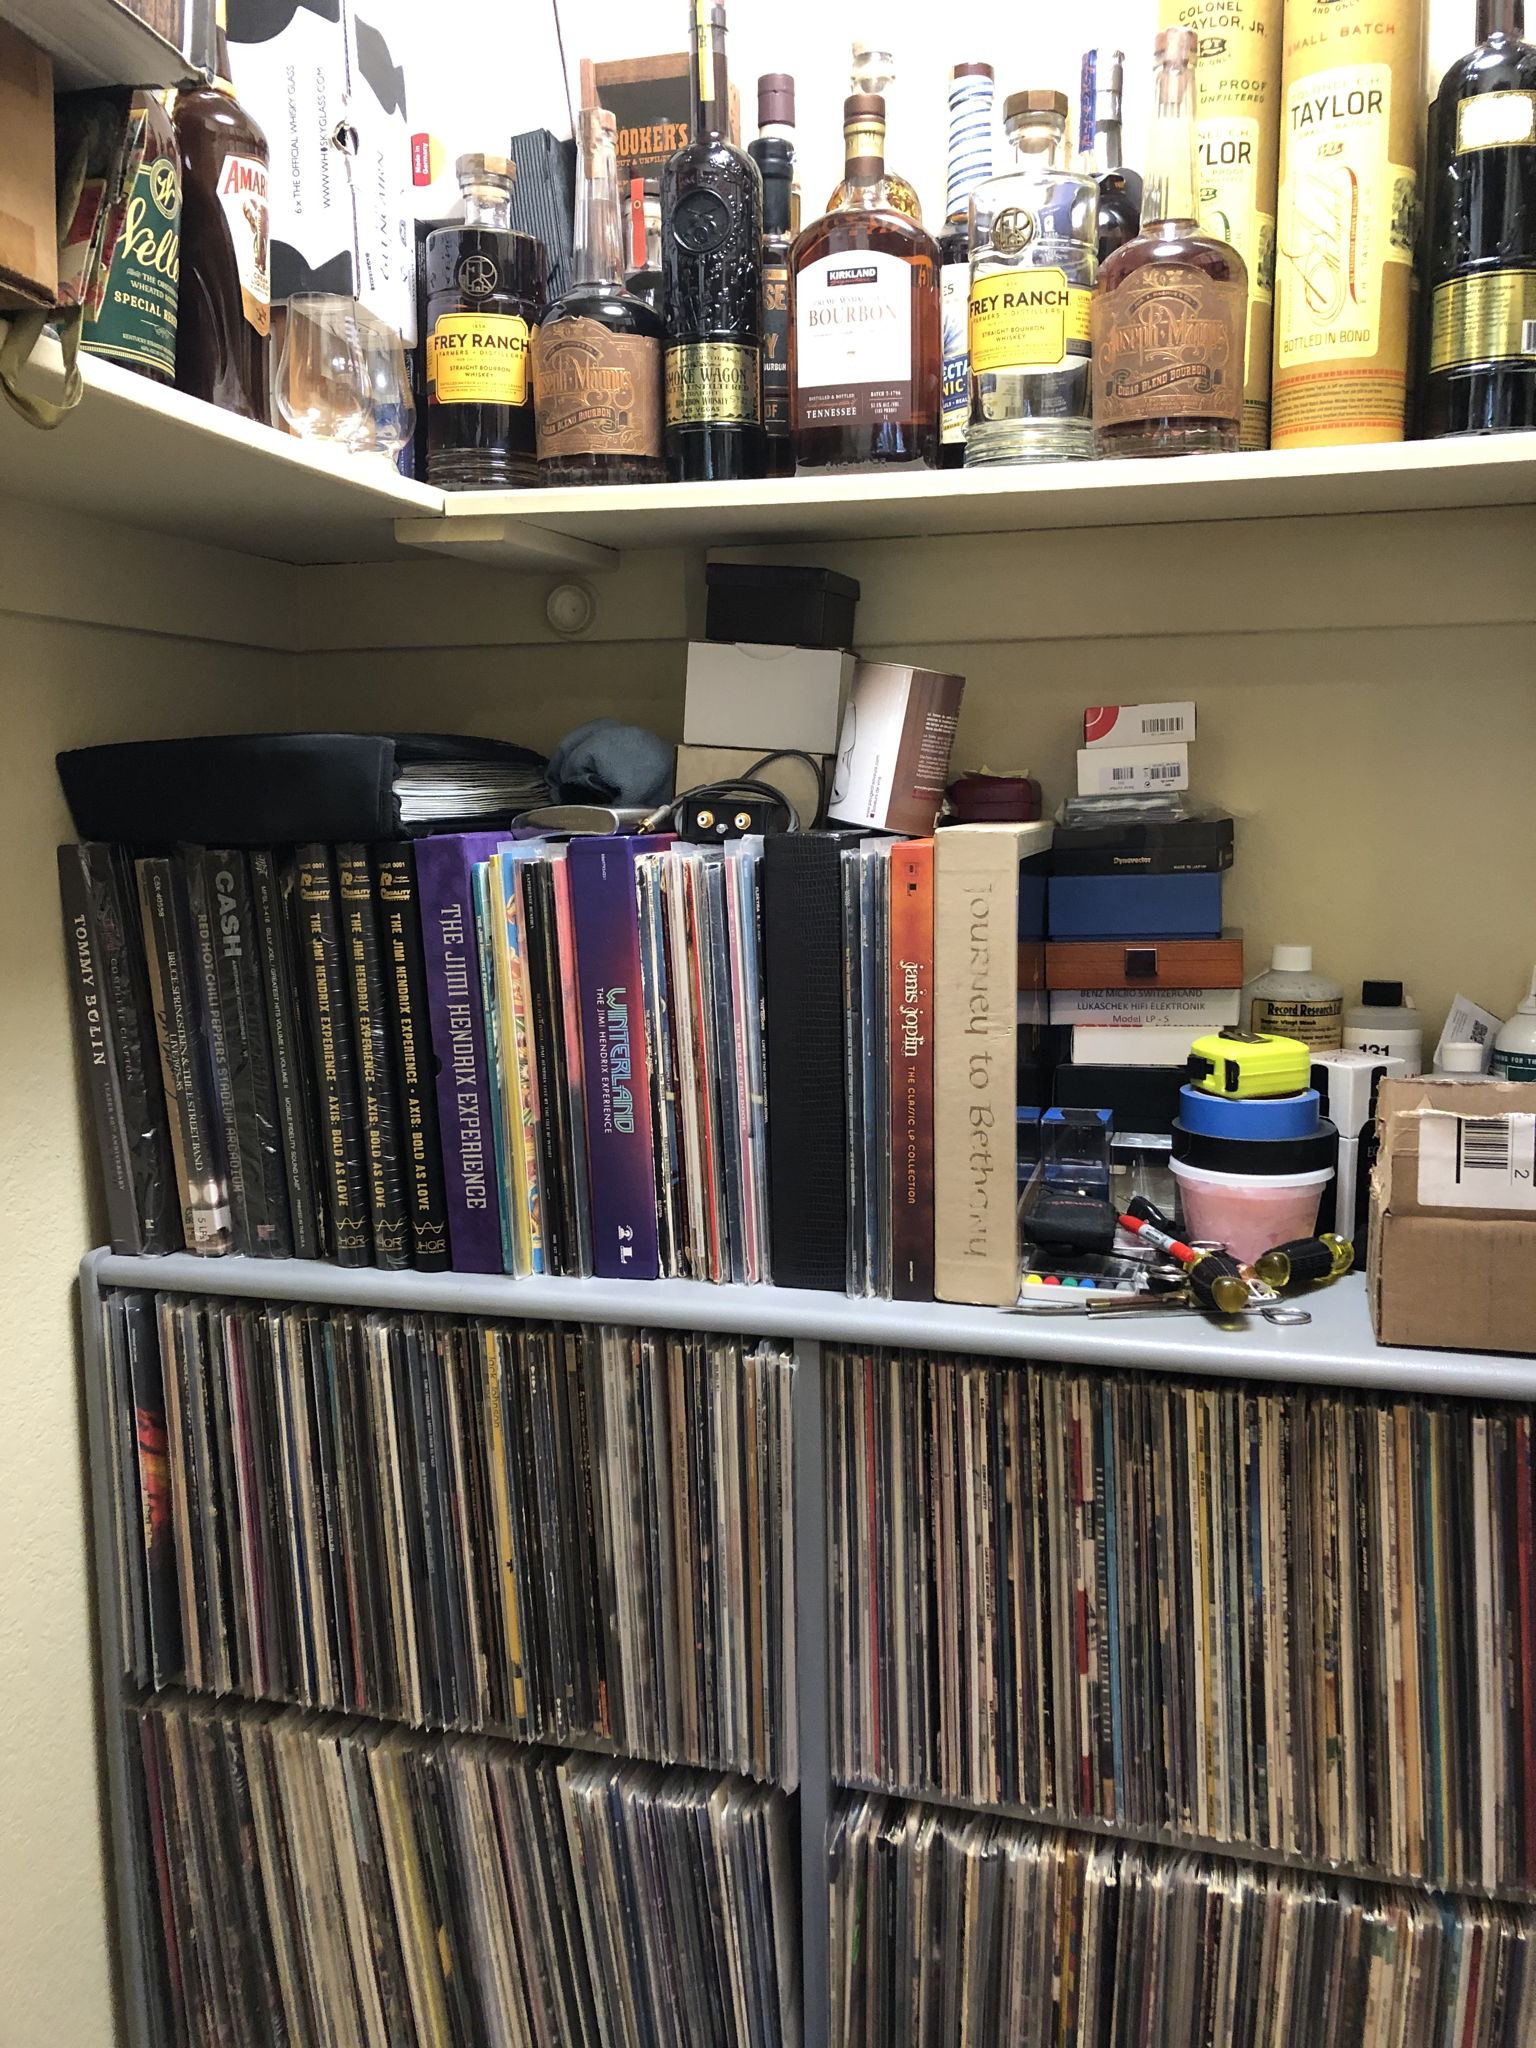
[{"left": 546, "top": 582, "right": 597, "bottom": 635}]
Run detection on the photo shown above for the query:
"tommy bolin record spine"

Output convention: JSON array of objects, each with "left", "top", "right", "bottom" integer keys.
[
  {"left": 336, "top": 846, "right": 410, "bottom": 1269},
  {"left": 293, "top": 845, "right": 371, "bottom": 1264}
]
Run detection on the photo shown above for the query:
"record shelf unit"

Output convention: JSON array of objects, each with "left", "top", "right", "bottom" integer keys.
[{"left": 81, "top": 1248, "right": 1536, "bottom": 2047}]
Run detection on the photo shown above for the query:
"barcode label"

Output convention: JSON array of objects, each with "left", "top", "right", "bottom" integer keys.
[
  {"left": 1139, "top": 715, "right": 1186, "bottom": 734},
  {"left": 1418, "top": 1110, "right": 1536, "bottom": 1211},
  {"left": 1147, "top": 762, "right": 1183, "bottom": 780},
  {"left": 1523, "top": 319, "right": 1536, "bottom": 353},
  {"left": 1111, "top": 766, "right": 1135, "bottom": 782}
]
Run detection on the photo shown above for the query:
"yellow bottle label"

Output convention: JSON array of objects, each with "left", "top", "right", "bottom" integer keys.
[
  {"left": 665, "top": 340, "right": 760, "bottom": 425},
  {"left": 429, "top": 312, "right": 530, "bottom": 405},
  {"left": 1457, "top": 90, "right": 1536, "bottom": 153},
  {"left": 1197, "top": 118, "right": 1275, "bottom": 304},
  {"left": 1276, "top": 64, "right": 1415, "bottom": 367},
  {"left": 968, "top": 270, "right": 1091, "bottom": 375},
  {"left": 1430, "top": 270, "right": 1536, "bottom": 372}
]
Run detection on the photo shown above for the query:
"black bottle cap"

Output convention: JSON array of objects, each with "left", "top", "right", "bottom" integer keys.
[
  {"left": 758, "top": 72, "right": 795, "bottom": 127},
  {"left": 1361, "top": 980, "right": 1404, "bottom": 1006}
]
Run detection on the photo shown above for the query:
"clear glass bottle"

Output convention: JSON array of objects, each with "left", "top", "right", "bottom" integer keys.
[
  {"left": 424, "top": 154, "right": 546, "bottom": 489},
  {"left": 824, "top": 41, "right": 923, "bottom": 221},
  {"left": 937, "top": 62, "right": 994, "bottom": 469},
  {"left": 660, "top": 0, "right": 765, "bottom": 483},
  {"left": 965, "top": 90, "right": 1096, "bottom": 467},
  {"left": 1079, "top": 47, "right": 1143, "bottom": 263},
  {"left": 1092, "top": 29, "right": 1247, "bottom": 459},
  {"left": 533, "top": 108, "right": 665, "bottom": 485},
  {"left": 624, "top": 178, "right": 664, "bottom": 312},
  {"left": 790, "top": 95, "right": 940, "bottom": 471}
]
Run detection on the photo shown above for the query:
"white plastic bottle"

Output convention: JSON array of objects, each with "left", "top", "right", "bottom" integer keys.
[
  {"left": 1245, "top": 943, "right": 1344, "bottom": 1050},
  {"left": 1491, "top": 969, "right": 1536, "bottom": 1082},
  {"left": 1432, "top": 1041, "right": 1491, "bottom": 1082},
  {"left": 1344, "top": 980, "right": 1422, "bottom": 1073}
]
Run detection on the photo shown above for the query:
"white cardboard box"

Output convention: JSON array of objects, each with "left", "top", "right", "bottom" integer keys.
[
  {"left": 1083, "top": 701, "right": 1197, "bottom": 748},
  {"left": 1076, "top": 742, "right": 1189, "bottom": 795},
  {"left": 829, "top": 660, "right": 965, "bottom": 836},
  {"left": 1049, "top": 989, "right": 1241, "bottom": 1031},
  {"left": 683, "top": 643, "right": 856, "bottom": 753},
  {"left": 228, "top": 0, "right": 416, "bottom": 342}
]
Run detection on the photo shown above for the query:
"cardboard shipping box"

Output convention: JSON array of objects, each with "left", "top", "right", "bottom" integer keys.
[
  {"left": 1369, "top": 1075, "right": 1536, "bottom": 1354},
  {"left": 684, "top": 643, "right": 856, "bottom": 754},
  {"left": 0, "top": 22, "right": 56, "bottom": 313}
]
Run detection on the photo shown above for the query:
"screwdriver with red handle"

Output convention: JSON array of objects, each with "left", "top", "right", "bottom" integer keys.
[{"left": 1118, "top": 1204, "right": 1253, "bottom": 1313}]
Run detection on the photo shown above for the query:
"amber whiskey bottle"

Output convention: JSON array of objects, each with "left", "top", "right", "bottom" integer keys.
[
  {"left": 172, "top": 10, "right": 270, "bottom": 422},
  {"left": 661, "top": 0, "right": 766, "bottom": 482},
  {"left": 1421, "top": 0, "right": 1536, "bottom": 437},
  {"left": 1092, "top": 29, "right": 1247, "bottom": 458},
  {"left": 533, "top": 110, "right": 665, "bottom": 484},
  {"left": 790, "top": 96, "right": 940, "bottom": 472},
  {"left": 425, "top": 155, "right": 547, "bottom": 490}
]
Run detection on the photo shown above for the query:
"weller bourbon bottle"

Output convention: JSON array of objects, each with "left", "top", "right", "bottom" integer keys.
[
  {"left": 661, "top": 0, "right": 766, "bottom": 482},
  {"left": 1421, "top": 0, "right": 1536, "bottom": 436},
  {"left": 790, "top": 95, "right": 940, "bottom": 471},
  {"left": 172, "top": 6, "right": 270, "bottom": 421},
  {"left": 424, "top": 155, "right": 546, "bottom": 490}
]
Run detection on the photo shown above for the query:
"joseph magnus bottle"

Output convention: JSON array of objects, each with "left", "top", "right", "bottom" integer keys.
[{"left": 661, "top": 0, "right": 766, "bottom": 482}]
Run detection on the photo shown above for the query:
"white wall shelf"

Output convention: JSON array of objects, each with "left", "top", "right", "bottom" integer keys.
[
  {"left": 83, "top": 1253, "right": 1536, "bottom": 1402},
  {"left": 1, "top": 333, "right": 443, "bottom": 565},
  {"left": 1, "top": 0, "right": 187, "bottom": 90},
  {"left": 394, "top": 433, "right": 1536, "bottom": 572}
]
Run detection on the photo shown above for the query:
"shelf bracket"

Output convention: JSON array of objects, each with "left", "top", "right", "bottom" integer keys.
[{"left": 393, "top": 513, "right": 622, "bottom": 574}]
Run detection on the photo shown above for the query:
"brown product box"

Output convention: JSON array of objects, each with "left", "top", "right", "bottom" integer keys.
[
  {"left": 674, "top": 745, "right": 829, "bottom": 830},
  {"left": 1369, "top": 1076, "right": 1536, "bottom": 1355},
  {"left": 829, "top": 661, "right": 965, "bottom": 837},
  {"left": 593, "top": 54, "right": 740, "bottom": 180},
  {"left": 1044, "top": 929, "right": 1245, "bottom": 991},
  {"left": 0, "top": 22, "right": 56, "bottom": 313}
]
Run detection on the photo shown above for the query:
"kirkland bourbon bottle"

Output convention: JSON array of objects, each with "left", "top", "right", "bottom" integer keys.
[
  {"left": 1421, "top": 0, "right": 1536, "bottom": 437},
  {"left": 533, "top": 109, "right": 665, "bottom": 484},
  {"left": 172, "top": 5, "right": 270, "bottom": 421},
  {"left": 661, "top": 0, "right": 765, "bottom": 482},
  {"left": 790, "top": 95, "right": 940, "bottom": 471},
  {"left": 425, "top": 155, "right": 546, "bottom": 489}
]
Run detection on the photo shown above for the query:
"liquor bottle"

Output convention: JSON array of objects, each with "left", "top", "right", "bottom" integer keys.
[
  {"left": 1421, "top": 0, "right": 1536, "bottom": 438},
  {"left": 751, "top": 77, "right": 798, "bottom": 477},
  {"left": 533, "top": 109, "right": 665, "bottom": 485},
  {"left": 172, "top": 4, "right": 270, "bottom": 421},
  {"left": 1079, "top": 49, "right": 1142, "bottom": 262},
  {"left": 83, "top": 92, "right": 181, "bottom": 385},
  {"left": 1092, "top": 29, "right": 1247, "bottom": 458},
  {"left": 624, "top": 179, "right": 664, "bottom": 311},
  {"left": 965, "top": 90, "right": 1096, "bottom": 466},
  {"left": 1162, "top": 1, "right": 1281, "bottom": 452},
  {"left": 423, "top": 154, "right": 546, "bottom": 490},
  {"left": 824, "top": 42, "right": 923, "bottom": 221},
  {"left": 937, "top": 63, "right": 994, "bottom": 470},
  {"left": 790, "top": 94, "right": 940, "bottom": 472},
  {"left": 661, "top": 0, "right": 766, "bottom": 483}
]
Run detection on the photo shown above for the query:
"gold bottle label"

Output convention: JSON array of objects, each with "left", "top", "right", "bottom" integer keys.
[
  {"left": 1092, "top": 267, "right": 1246, "bottom": 424},
  {"left": 429, "top": 312, "right": 531, "bottom": 405},
  {"left": 1457, "top": 90, "right": 1536, "bottom": 153},
  {"left": 968, "top": 269, "right": 1091, "bottom": 375},
  {"left": 665, "top": 340, "right": 760, "bottom": 425},
  {"left": 1430, "top": 271, "right": 1536, "bottom": 372},
  {"left": 533, "top": 319, "right": 662, "bottom": 458}
]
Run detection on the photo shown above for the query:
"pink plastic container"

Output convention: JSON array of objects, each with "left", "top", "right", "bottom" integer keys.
[{"left": 1170, "top": 1159, "right": 1333, "bottom": 1265}]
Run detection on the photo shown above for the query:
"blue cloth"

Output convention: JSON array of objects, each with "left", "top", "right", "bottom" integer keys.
[{"left": 547, "top": 719, "right": 673, "bottom": 805}]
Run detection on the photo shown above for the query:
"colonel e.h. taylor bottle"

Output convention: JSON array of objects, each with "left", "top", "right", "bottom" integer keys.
[{"left": 661, "top": 0, "right": 766, "bottom": 481}]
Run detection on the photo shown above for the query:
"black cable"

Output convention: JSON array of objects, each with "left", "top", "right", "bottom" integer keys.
[{"left": 548, "top": 0, "right": 576, "bottom": 143}]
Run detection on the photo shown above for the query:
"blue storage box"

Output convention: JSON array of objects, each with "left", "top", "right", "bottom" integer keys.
[{"left": 1047, "top": 872, "right": 1223, "bottom": 939}]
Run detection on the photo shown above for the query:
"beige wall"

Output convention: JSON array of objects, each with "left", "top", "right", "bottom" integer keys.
[{"left": 1, "top": 488, "right": 1531, "bottom": 2046}]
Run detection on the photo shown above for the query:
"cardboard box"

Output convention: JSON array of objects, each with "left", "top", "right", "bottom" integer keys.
[
  {"left": 0, "top": 22, "right": 56, "bottom": 313},
  {"left": 683, "top": 643, "right": 856, "bottom": 754},
  {"left": 228, "top": 0, "right": 416, "bottom": 341},
  {"left": 1076, "top": 743, "right": 1189, "bottom": 795},
  {"left": 1050, "top": 989, "right": 1240, "bottom": 1031},
  {"left": 830, "top": 661, "right": 966, "bottom": 836},
  {"left": 674, "top": 744, "right": 829, "bottom": 829},
  {"left": 1045, "top": 931, "right": 1245, "bottom": 990},
  {"left": 1369, "top": 1075, "right": 1536, "bottom": 1353},
  {"left": 593, "top": 53, "right": 740, "bottom": 180},
  {"left": 1047, "top": 872, "right": 1223, "bottom": 940},
  {"left": 1083, "top": 702, "right": 1197, "bottom": 748}
]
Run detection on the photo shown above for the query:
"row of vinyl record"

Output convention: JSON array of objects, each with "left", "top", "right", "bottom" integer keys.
[
  {"left": 103, "top": 1291, "right": 796, "bottom": 1785},
  {"left": 828, "top": 1345, "right": 1536, "bottom": 1898},
  {"left": 63, "top": 823, "right": 1057, "bottom": 1304},
  {"left": 832, "top": 1792, "right": 1536, "bottom": 2048},
  {"left": 128, "top": 1692, "right": 798, "bottom": 2048}
]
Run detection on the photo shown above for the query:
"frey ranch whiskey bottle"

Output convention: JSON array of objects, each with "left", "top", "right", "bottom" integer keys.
[
  {"left": 425, "top": 155, "right": 546, "bottom": 490},
  {"left": 661, "top": 0, "right": 766, "bottom": 482}
]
